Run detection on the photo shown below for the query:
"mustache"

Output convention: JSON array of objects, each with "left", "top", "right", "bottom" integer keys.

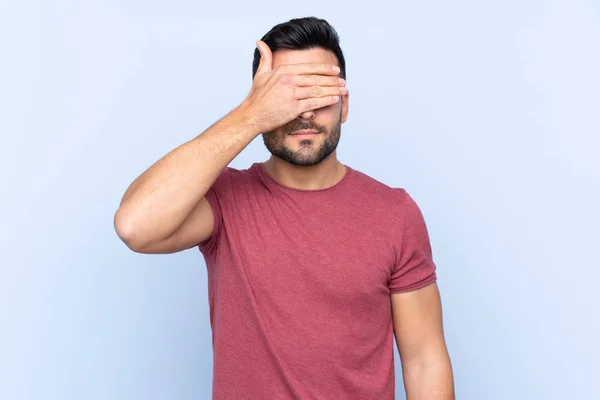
[{"left": 284, "top": 121, "right": 325, "bottom": 135}]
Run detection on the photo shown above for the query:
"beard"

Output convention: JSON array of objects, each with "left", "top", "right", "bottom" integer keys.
[{"left": 261, "top": 114, "right": 342, "bottom": 167}]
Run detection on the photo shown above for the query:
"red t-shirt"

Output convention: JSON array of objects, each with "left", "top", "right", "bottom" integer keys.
[{"left": 198, "top": 162, "right": 437, "bottom": 399}]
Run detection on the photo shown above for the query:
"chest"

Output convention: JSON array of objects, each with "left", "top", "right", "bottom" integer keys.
[{"left": 227, "top": 193, "right": 396, "bottom": 307}]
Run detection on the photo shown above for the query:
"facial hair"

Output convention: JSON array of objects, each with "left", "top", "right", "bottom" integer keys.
[{"left": 261, "top": 112, "right": 342, "bottom": 167}]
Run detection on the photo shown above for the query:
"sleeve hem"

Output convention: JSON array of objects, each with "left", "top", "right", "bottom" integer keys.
[
  {"left": 197, "top": 191, "right": 221, "bottom": 251},
  {"left": 389, "top": 273, "right": 437, "bottom": 294}
]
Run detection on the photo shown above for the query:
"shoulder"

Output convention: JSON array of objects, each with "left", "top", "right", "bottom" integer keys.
[
  {"left": 346, "top": 166, "right": 429, "bottom": 230},
  {"left": 347, "top": 165, "right": 411, "bottom": 205},
  {"left": 210, "top": 164, "right": 257, "bottom": 190}
]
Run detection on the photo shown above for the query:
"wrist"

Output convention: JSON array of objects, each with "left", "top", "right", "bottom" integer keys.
[{"left": 232, "top": 101, "right": 265, "bottom": 136}]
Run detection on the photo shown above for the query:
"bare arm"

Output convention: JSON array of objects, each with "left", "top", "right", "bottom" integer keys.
[
  {"left": 391, "top": 283, "right": 455, "bottom": 399},
  {"left": 113, "top": 40, "right": 345, "bottom": 253},
  {"left": 113, "top": 108, "right": 260, "bottom": 253}
]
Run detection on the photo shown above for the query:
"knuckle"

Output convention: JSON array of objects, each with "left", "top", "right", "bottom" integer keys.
[{"left": 312, "top": 86, "right": 322, "bottom": 96}]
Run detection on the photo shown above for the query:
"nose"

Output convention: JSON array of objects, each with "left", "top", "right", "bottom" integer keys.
[{"left": 297, "top": 110, "right": 315, "bottom": 120}]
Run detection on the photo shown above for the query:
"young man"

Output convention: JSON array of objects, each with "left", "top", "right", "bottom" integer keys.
[{"left": 114, "top": 16, "right": 454, "bottom": 400}]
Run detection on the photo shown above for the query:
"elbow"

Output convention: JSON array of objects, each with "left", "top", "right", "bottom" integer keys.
[{"left": 113, "top": 207, "right": 147, "bottom": 253}]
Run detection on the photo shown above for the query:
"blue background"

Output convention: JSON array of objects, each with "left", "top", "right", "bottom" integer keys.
[{"left": 1, "top": 0, "right": 599, "bottom": 398}]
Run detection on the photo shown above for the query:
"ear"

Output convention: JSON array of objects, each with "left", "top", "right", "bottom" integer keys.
[{"left": 340, "top": 90, "right": 350, "bottom": 124}]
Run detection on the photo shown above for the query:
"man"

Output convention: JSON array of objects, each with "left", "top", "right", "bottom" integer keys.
[{"left": 114, "top": 16, "right": 454, "bottom": 400}]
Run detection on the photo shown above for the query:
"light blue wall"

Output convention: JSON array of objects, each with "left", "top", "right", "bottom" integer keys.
[{"left": 1, "top": 1, "right": 598, "bottom": 399}]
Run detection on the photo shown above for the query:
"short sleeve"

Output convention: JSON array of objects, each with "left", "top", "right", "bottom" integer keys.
[
  {"left": 197, "top": 167, "right": 235, "bottom": 255},
  {"left": 389, "top": 189, "right": 437, "bottom": 293}
]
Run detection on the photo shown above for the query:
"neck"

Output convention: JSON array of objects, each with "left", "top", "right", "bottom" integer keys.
[{"left": 263, "top": 154, "right": 346, "bottom": 190}]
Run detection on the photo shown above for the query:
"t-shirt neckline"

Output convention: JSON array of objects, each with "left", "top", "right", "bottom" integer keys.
[{"left": 254, "top": 161, "right": 353, "bottom": 194}]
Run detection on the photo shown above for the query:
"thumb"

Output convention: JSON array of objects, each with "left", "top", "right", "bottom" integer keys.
[{"left": 255, "top": 40, "right": 273, "bottom": 75}]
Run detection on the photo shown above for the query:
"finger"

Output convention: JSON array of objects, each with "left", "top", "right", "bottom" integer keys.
[
  {"left": 255, "top": 40, "right": 273, "bottom": 75},
  {"left": 278, "top": 62, "right": 340, "bottom": 76},
  {"left": 298, "top": 95, "right": 340, "bottom": 112},
  {"left": 294, "top": 85, "right": 347, "bottom": 100},
  {"left": 294, "top": 74, "right": 346, "bottom": 88}
]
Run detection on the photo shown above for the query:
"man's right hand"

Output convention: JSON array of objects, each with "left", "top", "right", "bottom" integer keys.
[
  {"left": 240, "top": 40, "right": 346, "bottom": 133},
  {"left": 115, "top": 40, "right": 347, "bottom": 254}
]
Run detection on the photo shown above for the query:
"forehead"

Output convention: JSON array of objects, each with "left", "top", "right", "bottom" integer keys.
[{"left": 271, "top": 47, "right": 339, "bottom": 69}]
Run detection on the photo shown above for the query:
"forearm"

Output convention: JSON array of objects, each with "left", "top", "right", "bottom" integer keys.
[
  {"left": 114, "top": 104, "right": 261, "bottom": 247},
  {"left": 402, "top": 352, "right": 454, "bottom": 400}
]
